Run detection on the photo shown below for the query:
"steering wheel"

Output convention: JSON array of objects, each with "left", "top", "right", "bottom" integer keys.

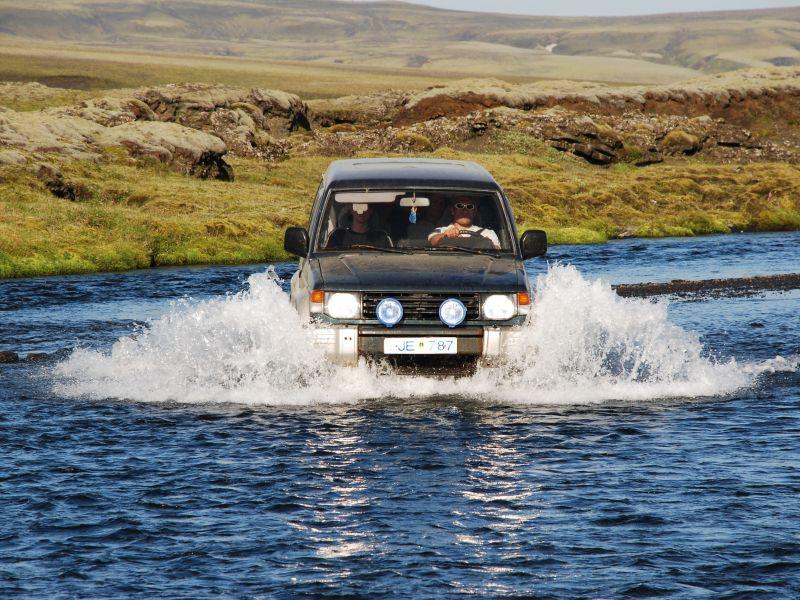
[
  {"left": 455, "top": 229, "right": 486, "bottom": 238},
  {"left": 440, "top": 230, "right": 495, "bottom": 250}
]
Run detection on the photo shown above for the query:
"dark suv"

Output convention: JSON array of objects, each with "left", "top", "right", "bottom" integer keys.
[{"left": 284, "top": 158, "right": 546, "bottom": 371}]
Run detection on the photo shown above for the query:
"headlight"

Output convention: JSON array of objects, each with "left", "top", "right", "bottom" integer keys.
[
  {"left": 325, "top": 292, "right": 360, "bottom": 319},
  {"left": 376, "top": 297, "right": 403, "bottom": 327},
  {"left": 439, "top": 298, "right": 467, "bottom": 328},
  {"left": 483, "top": 294, "right": 515, "bottom": 320}
]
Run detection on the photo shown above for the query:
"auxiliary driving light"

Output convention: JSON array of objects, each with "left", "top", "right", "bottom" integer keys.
[
  {"left": 376, "top": 297, "right": 403, "bottom": 327},
  {"left": 439, "top": 298, "right": 466, "bottom": 328}
]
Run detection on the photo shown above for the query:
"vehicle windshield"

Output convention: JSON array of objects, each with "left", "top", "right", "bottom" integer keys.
[{"left": 314, "top": 190, "right": 515, "bottom": 253}]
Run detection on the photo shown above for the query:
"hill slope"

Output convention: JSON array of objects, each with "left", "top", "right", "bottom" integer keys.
[{"left": 1, "top": 1, "right": 800, "bottom": 84}]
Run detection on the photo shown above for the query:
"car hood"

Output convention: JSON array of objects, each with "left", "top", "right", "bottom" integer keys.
[{"left": 315, "top": 253, "right": 525, "bottom": 292}]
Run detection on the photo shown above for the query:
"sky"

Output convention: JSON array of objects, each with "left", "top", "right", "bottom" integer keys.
[{"left": 355, "top": 0, "right": 800, "bottom": 17}]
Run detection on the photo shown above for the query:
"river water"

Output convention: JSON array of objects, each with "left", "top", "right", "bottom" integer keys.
[{"left": 1, "top": 232, "right": 799, "bottom": 597}]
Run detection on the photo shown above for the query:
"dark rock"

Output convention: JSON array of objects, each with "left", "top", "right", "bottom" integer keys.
[
  {"left": 37, "top": 162, "right": 91, "bottom": 200},
  {"left": 615, "top": 273, "right": 800, "bottom": 299},
  {"left": 549, "top": 140, "right": 572, "bottom": 153},
  {"left": 45, "top": 177, "right": 91, "bottom": 201},
  {"left": 469, "top": 120, "right": 488, "bottom": 135},
  {"left": 191, "top": 155, "right": 235, "bottom": 181},
  {"left": 25, "top": 352, "right": 50, "bottom": 362},
  {"left": 634, "top": 152, "right": 663, "bottom": 167},
  {"left": 749, "top": 321, "right": 765, "bottom": 328},
  {"left": 572, "top": 143, "right": 615, "bottom": 165},
  {"left": 0, "top": 351, "right": 20, "bottom": 363}
]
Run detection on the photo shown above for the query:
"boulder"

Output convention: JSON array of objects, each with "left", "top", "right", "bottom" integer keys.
[
  {"left": 97, "top": 121, "right": 232, "bottom": 180},
  {"left": 0, "top": 351, "right": 19, "bottom": 363},
  {"left": 133, "top": 83, "right": 310, "bottom": 158},
  {"left": 0, "top": 109, "right": 233, "bottom": 179},
  {"left": 0, "top": 110, "right": 104, "bottom": 161},
  {"left": 56, "top": 97, "right": 157, "bottom": 127},
  {"left": 660, "top": 129, "right": 702, "bottom": 155}
]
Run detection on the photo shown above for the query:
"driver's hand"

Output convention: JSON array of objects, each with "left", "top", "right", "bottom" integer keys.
[{"left": 445, "top": 225, "right": 461, "bottom": 238}]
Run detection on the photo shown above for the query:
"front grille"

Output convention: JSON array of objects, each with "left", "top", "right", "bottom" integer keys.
[{"left": 362, "top": 292, "right": 480, "bottom": 323}]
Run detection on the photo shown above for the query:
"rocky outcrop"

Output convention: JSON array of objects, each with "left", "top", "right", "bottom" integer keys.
[
  {"left": 0, "top": 81, "right": 79, "bottom": 109},
  {"left": 0, "top": 83, "right": 310, "bottom": 170},
  {"left": 97, "top": 121, "right": 232, "bottom": 180},
  {"left": 614, "top": 273, "right": 800, "bottom": 299},
  {"left": 309, "top": 89, "right": 409, "bottom": 128},
  {"left": 57, "top": 96, "right": 157, "bottom": 127},
  {"left": 296, "top": 104, "right": 797, "bottom": 166},
  {"left": 0, "top": 110, "right": 104, "bottom": 161},
  {"left": 133, "top": 84, "right": 310, "bottom": 159},
  {"left": 2, "top": 68, "right": 797, "bottom": 173},
  {"left": 298, "top": 68, "right": 800, "bottom": 166},
  {"left": 390, "top": 68, "right": 800, "bottom": 130},
  {"left": 305, "top": 68, "right": 800, "bottom": 164},
  {"left": 0, "top": 109, "right": 233, "bottom": 179}
]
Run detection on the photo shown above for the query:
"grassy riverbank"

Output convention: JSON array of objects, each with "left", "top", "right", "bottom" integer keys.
[{"left": 2, "top": 149, "right": 799, "bottom": 279}]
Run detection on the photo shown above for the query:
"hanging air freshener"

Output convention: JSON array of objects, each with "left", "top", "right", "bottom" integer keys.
[{"left": 409, "top": 206, "right": 417, "bottom": 224}]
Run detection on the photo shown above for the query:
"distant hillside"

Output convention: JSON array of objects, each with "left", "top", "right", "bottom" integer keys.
[{"left": 1, "top": 0, "right": 800, "bottom": 84}]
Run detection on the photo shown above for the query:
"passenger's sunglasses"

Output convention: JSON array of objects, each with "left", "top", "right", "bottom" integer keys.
[{"left": 454, "top": 202, "right": 475, "bottom": 210}]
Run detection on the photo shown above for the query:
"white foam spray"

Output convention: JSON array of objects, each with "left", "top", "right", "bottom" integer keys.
[{"left": 53, "top": 264, "right": 796, "bottom": 406}]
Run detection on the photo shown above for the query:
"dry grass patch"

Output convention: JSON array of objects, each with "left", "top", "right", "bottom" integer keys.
[{"left": 1, "top": 150, "right": 799, "bottom": 278}]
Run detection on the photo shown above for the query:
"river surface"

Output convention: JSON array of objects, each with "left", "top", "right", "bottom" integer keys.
[{"left": 1, "top": 232, "right": 799, "bottom": 597}]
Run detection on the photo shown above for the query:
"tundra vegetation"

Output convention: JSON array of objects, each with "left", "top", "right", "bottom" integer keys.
[{"left": 1, "top": 3, "right": 800, "bottom": 278}]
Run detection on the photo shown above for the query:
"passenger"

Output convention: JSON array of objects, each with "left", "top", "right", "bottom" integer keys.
[
  {"left": 428, "top": 197, "right": 501, "bottom": 250},
  {"left": 326, "top": 204, "right": 393, "bottom": 249}
]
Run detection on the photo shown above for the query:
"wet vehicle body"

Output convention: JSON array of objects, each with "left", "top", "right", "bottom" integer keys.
[{"left": 284, "top": 158, "right": 547, "bottom": 373}]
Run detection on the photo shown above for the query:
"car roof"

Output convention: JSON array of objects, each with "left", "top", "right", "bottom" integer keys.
[{"left": 323, "top": 158, "right": 501, "bottom": 191}]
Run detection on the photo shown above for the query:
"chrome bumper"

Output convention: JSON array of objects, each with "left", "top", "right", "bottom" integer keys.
[{"left": 309, "top": 324, "right": 524, "bottom": 366}]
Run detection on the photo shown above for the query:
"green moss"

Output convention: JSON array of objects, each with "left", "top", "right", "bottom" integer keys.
[
  {"left": 675, "top": 212, "right": 729, "bottom": 235},
  {"left": 541, "top": 227, "right": 608, "bottom": 245},
  {"left": 660, "top": 129, "right": 700, "bottom": 152},
  {"left": 636, "top": 223, "right": 694, "bottom": 238},
  {"left": 395, "top": 131, "right": 434, "bottom": 152}
]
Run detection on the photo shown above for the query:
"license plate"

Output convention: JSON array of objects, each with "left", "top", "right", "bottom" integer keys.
[{"left": 383, "top": 337, "right": 458, "bottom": 354}]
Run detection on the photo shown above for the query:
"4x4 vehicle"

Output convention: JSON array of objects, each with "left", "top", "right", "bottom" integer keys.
[{"left": 284, "top": 158, "right": 546, "bottom": 373}]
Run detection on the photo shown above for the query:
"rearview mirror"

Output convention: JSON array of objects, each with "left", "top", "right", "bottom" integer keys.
[
  {"left": 399, "top": 197, "right": 430, "bottom": 208},
  {"left": 520, "top": 229, "right": 547, "bottom": 259},
  {"left": 284, "top": 227, "right": 309, "bottom": 257}
]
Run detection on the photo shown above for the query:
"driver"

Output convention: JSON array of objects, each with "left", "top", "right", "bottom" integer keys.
[
  {"left": 326, "top": 203, "right": 392, "bottom": 249},
  {"left": 428, "top": 197, "right": 500, "bottom": 249}
]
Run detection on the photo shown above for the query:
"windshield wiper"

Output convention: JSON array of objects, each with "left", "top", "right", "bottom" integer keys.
[
  {"left": 428, "top": 246, "right": 501, "bottom": 258},
  {"left": 348, "top": 244, "right": 413, "bottom": 254}
]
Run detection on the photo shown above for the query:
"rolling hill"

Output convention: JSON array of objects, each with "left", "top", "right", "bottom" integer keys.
[{"left": 1, "top": 0, "right": 800, "bottom": 86}]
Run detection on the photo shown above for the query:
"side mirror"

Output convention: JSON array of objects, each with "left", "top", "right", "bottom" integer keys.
[
  {"left": 284, "top": 227, "right": 309, "bottom": 257},
  {"left": 520, "top": 229, "right": 547, "bottom": 259}
]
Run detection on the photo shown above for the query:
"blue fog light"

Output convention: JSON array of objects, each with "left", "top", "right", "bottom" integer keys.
[
  {"left": 376, "top": 298, "right": 403, "bottom": 327},
  {"left": 439, "top": 298, "right": 466, "bottom": 328}
]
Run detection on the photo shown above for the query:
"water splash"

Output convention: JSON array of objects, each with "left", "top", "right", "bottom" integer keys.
[
  {"left": 54, "top": 264, "right": 791, "bottom": 405},
  {"left": 485, "top": 265, "right": 753, "bottom": 403}
]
